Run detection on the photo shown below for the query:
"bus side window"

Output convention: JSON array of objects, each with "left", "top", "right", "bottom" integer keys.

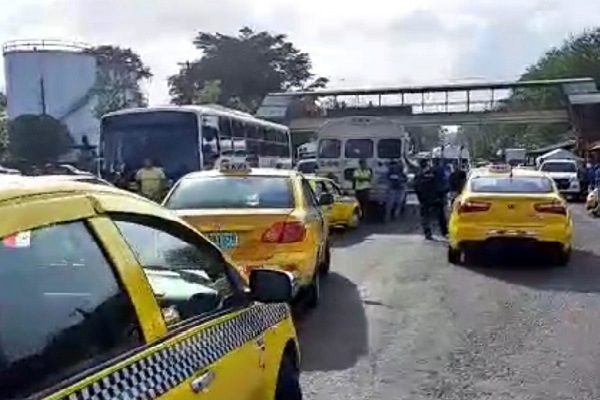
[
  {"left": 219, "top": 117, "right": 233, "bottom": 151},
  {"left": 232, "top": 119, "right": 245, "bottom": 139},
  {"left": 247, "top": 123, "right": 260, "bottom": 139}
]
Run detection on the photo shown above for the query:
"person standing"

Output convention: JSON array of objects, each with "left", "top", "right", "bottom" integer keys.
[
  {"left": 353, "top": 158, "right": 373, "bottom": 221},
  {"left": 448, "top": 160, "right": 467, "bottom": 204},
  {"left": 135, "top": 158, "right": 166, "bottom": 202},
  {"left": 384, "top": 159, "right": 408, "bottom": 222},
  {"left": 414, "top": 159, "right": 448, "bottom": 240}
]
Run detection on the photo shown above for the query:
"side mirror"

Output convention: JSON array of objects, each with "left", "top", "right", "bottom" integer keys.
[
  {"left": 318, "top": 193, "right": 335, "bottom": 206},
  {"left": 249, "top": 269, "right": 296, "bottom": 303}
]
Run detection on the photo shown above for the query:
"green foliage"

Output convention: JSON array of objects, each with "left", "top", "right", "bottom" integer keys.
[
  {"left": 168, "top": 27, "right": 327, "bottom": 111},
  {"left": 8, "top": 114, "right": 74, "bottom": 164},
  {"left": 86, "top": 45, "right": 152, "bottom": 118},
  {"left": 462, "top": 28, "right": 600, "bottom": 154},
  {"left": 195, "top": 80, "right": 222, "bottom": 104}
]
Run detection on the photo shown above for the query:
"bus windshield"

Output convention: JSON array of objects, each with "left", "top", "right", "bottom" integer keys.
[{"left": 101, "top": 112, "right": 199, "bottom": 179}]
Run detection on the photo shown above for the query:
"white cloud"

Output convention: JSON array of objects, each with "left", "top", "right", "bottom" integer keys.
[{"left": 0, "top": 0, "right": 598, "bottom": 104}]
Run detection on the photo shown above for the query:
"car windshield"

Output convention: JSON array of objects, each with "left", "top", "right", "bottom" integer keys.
[
  {"left": 164, "top": 176, "right": 294, "bottom": 209},
  {"left": 470, "top": 177, "right": 554, "bottom": 193},
  {"left": 345, "top": 139, "right": 374, "bottom": 159},
  {"left": 540, "top": 162, "right": 577, "bottom": 173}
]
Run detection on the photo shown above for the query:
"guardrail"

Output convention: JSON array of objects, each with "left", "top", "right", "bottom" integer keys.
[{"left": 3, "top": 39, "right": 91, "bottom": 54}]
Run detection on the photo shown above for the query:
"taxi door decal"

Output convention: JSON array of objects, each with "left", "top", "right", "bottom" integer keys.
[{"left": 61, "top": 303, "right": 290, "bottom": 400}]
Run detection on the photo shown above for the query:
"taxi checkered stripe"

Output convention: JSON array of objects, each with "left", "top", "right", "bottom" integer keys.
[{"left": 65, "top": 303, "right": 289, "bottom": 400}]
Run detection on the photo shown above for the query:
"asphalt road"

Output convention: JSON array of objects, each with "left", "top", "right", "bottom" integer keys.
[{"left": 297, "top": 200, "right": 600, "bottom": 400}]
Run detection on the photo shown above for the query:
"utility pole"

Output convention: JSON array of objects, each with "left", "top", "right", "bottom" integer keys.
[{"left": 40, "top": 75, "right": 47, "bottom": 115}]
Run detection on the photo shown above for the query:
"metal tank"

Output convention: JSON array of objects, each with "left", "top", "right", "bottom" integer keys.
[{"left": 3, "top": 40, "right": 99, "bottom": 148}]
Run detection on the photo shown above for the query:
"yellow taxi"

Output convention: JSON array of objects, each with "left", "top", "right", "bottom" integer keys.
[
  {"left": 162, "top": 160, "right": 333, "bottom": 308},
  {"left": 448, "top": 163, "right": 573, "bottom": 266},
  {"left": 305, "top": 174, "right": 361, "bottom": 229},
  {"left": 0, "top": 176, "right": 302, "bottom": 400}
]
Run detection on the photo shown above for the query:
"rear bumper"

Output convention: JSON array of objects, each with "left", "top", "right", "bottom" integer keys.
[
  {"left": 458, "top": 238, "right": 568, "bottom": 256},
  {"left": 450, "top": 223, "right": 571, "bottom": 250},
  {"left": 230, "top": 250, "right": 316, "bottom": 286}
]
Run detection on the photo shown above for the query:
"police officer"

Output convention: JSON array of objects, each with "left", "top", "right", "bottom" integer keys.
[
  {"left": 353, "top": 158, "right": 373, "bottom": 221},
  {"left": 414, "top": 158, "right": 448, "bottom": 240}
]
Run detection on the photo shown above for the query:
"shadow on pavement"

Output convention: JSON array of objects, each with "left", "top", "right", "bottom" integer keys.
[
  {"left": 331, "top": 205, "right": 421, "bottom": 248},
  {"left": 295, "top": 272, "right": 368, "bottom": 371},
  {"left": 461, "top": 249, "right": 600, "bottom": 293}
]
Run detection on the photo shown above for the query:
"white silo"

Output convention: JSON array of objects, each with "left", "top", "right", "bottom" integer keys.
[{"left": 3, "top": 39, "right": 100, "bottom": 148}]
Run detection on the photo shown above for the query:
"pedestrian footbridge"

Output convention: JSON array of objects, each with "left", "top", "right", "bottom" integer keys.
[{"left": 257, "top": 78, "right": 600, "bottom": 142}]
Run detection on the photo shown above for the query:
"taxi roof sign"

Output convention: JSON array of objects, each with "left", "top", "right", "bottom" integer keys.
[
  {"left": 488, "top": 163, "right": 511, "bottom": 173},
  {"left": 218, "top": 158, "right": 252, "bottom": 173}
]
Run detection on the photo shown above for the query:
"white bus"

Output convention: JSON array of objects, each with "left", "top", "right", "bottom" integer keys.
[
  {"left": 315, "top": 116, "right": 411, "bottom": 204},
  {"left": 99, "top": 105, "right": 292, "bottom": 181}
]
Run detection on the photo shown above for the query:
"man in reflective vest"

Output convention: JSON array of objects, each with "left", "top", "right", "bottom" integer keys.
[{"left": 353, "top": 159, "right": 373, "bottom": 221}]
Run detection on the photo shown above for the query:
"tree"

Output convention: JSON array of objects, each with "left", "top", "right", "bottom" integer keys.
[
  {"left": 86, "top": 45, "right": 152, "bottom": 118},
  {"left": 195, "top": 80, "right": 222, "bottom": 104},
  {"left": 487, "top": 28, "right": 600, "bottom": 151},
  {"left": 8, "top": 115, "right": 74, "bottom": 164},
  {"left": 168, "top": 27, "right": 328, "bottom": 111}
]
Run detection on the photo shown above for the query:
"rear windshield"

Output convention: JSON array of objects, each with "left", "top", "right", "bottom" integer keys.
[
  {"left": 470, "top": 177, "right": 554, "bottom": 193},
  {"left": 345, "top": 139, "right": 374, "bottom": 159},
  {"left": 540, "top": 162, "right": 577, "bottom": 173},
  {"left": 164, "top": 176, "right": 294, "bottom": 209}
]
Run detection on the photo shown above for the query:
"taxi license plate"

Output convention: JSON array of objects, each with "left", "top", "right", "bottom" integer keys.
[
  {"left": 487, "top": 229, "right": 537, "bottom": 237},
  {"left": 207, "top": 232, "right": 239, "bottom": 249}
]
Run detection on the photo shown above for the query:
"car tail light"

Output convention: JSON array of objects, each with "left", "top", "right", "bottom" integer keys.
[
  {"left": 262, "top": 221, "right": 306, "bottom": 243},
  {"left": 458, "top": 200, "right": 491, "bottom": 214},
  {"left": 534, "top": 201, "right": 566, "bottom": 215}
]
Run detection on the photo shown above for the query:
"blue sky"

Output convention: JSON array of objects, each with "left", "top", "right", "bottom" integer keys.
[{"left": 1, "top": 0, "right": 599, "bottom": 104}]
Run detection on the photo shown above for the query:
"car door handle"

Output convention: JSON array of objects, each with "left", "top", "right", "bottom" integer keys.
[{"left": 190, "top": 370, "right": 215, "bottom": 393}]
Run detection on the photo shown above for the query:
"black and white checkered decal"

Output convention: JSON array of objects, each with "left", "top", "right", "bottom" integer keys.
[{"left": 64, "top": 303, "right": 290, "bottom": 400}]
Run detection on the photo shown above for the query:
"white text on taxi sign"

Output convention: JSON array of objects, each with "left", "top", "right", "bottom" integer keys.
[
  {"left": 218, "top": 158, "right": 251, "bottom": 173},
  {"left": 488, "top": 163, "right": 511, "bottom": 173}
]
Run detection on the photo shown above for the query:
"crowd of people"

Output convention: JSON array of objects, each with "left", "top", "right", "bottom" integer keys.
[{"left": 350, "top": 156, "right": 468, "bottom": 240}]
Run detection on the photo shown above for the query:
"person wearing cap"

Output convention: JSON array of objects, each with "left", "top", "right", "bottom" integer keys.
[{"left": 352, "top": 158, "right": 373, "bottom": 221}]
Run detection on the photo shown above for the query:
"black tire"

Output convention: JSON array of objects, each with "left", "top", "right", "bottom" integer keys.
[
  {"left": 553, "top": 248, "right": 571, "bottom": 267},
  {"left": 319, "top": 242, "right": 331, "bottom": 276},
  {"left": 305, "top": 270, "right": 320, "bottom": 309},
  {"left": 447, "top": 246, "right": 460, "bottom": 265},
  {"left": 275, "top": 353, "right": 302, "bottom": 400}
]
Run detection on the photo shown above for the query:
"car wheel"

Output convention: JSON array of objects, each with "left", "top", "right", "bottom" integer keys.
[
  {"left": 275, "top": 353, "right": 302, "bottom": 400},
  {"left": 447, "top": 246, "right": 461, "bottom": 265},
  {"left": 347, "top": 209, "right": 361, "bottom": 229},
  {"left": 319, "top": 242, "right": 331, "bottom": 276},
  {"left": 306, "top": 270, "right": 320, "bottom": 309}
]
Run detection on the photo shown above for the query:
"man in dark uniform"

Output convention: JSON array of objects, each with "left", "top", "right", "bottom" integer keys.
[{"left": 414, "top": 158, "right": 448, "bottom": 240}]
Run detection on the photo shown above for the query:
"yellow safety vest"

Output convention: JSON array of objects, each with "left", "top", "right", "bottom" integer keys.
[{"left": 353, "top": 168, "right": 372, "bottom": 191}]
